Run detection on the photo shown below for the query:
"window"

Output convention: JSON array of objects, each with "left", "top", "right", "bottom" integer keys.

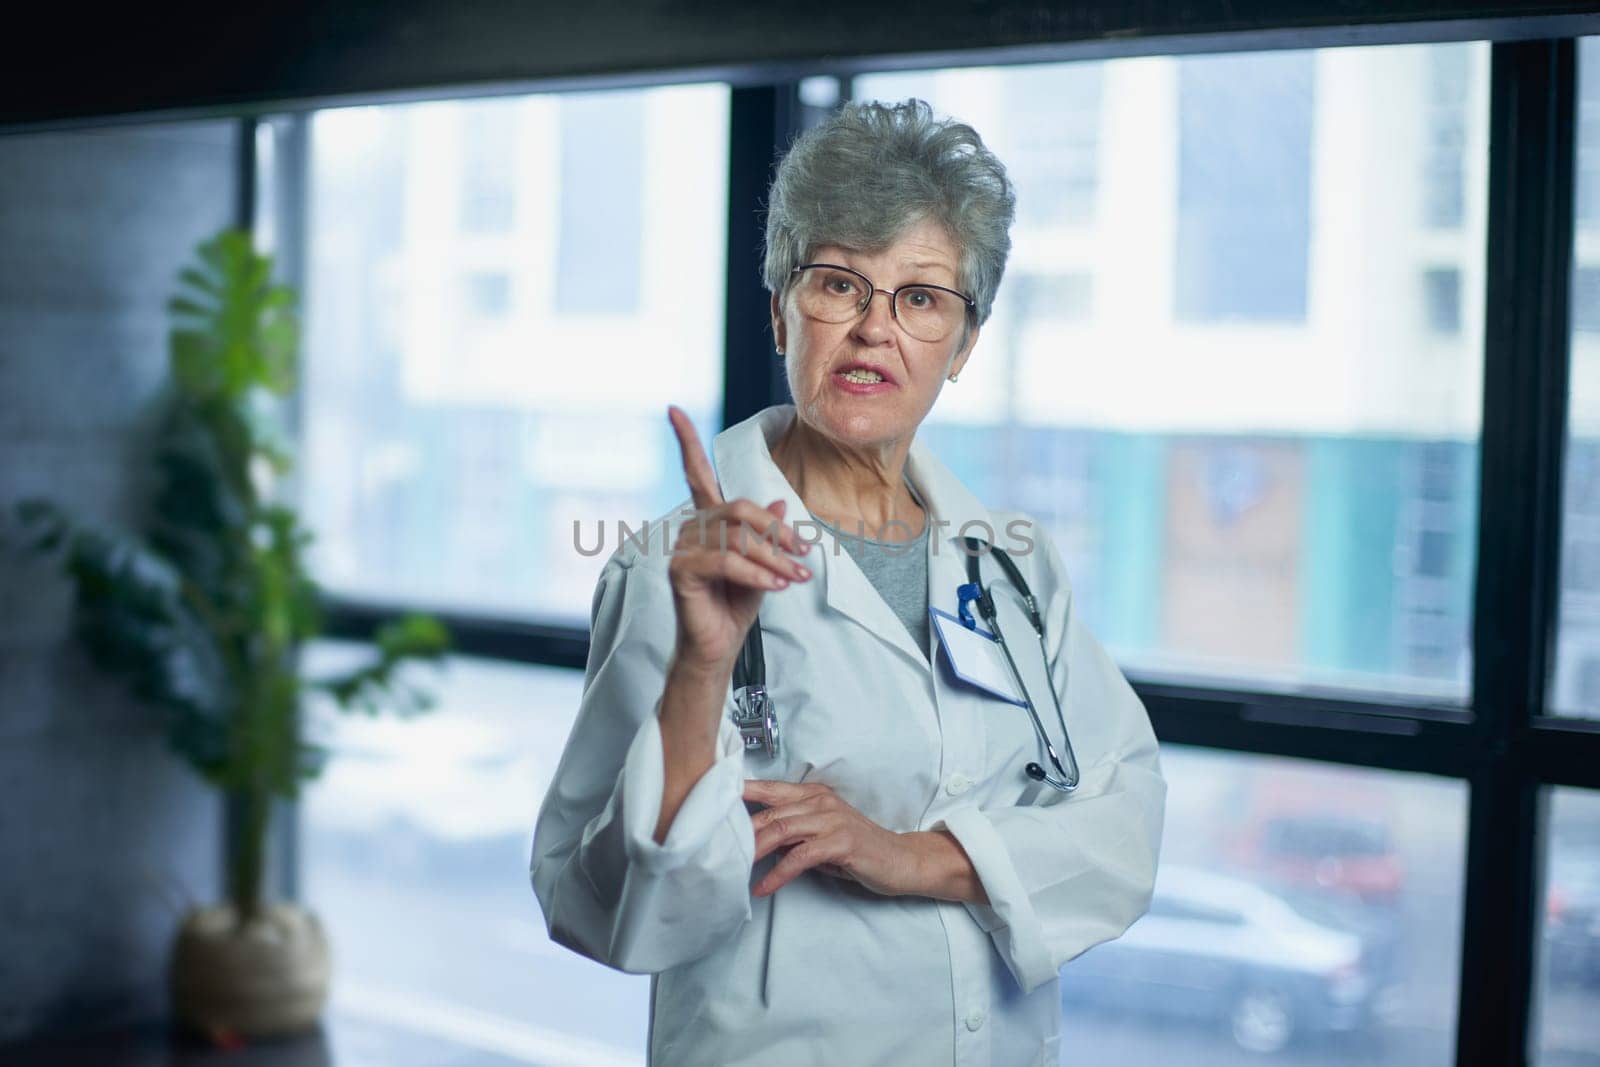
[
  {"left": 300, "top": 643, "right": 650, "bottom": 1063},
  {"left": 1424, "top": 46, "right": 1472, "bottom": 230},
  {"left": 1534, "top": 788, "right": 1600, "bottom": 1064},
  {"left": 1577, "top": 38, "right": 1600, "bottom": 228},
  {"left": 1000, "top": 63, "right": 1104, "bottom": 226},
  {"left": 1010, "top": 271, "right": 1093, "bottom": 322},
  {"left": 858, "top": 63, "right": 1105, "bottom": 229},
  {"left": 1424, "top": 267, "right": 1463, "bottom": 334},
  {"left": 463, "top": 271, "right": 511, "bottom": 319},
  {"left": 1176, "top": 50, "right": 1315, "bottom": 324},
  {"left": 556, "top": 91, "right": 646, "bottom": 314},
  {"left": 1062, "top": 746, "right": 1466, "bottom": 1061},
  {"left": 1574, "top": 266, "right": 1600, "bottom": 334},
  {"left": 459, "top": 100, "right": 518, "bottom": 233},
  {"left": 300, "top": 85, "right": 729, "bottom": 624},
  {"left": 1554, "top": 41, "right": 1600, "bottom": 719},
  {"left": 858, "top": 44, "right": 1489, "bottom": 701}
]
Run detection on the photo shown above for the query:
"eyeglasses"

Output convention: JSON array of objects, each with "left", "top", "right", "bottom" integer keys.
[{"left": 787, "top": 263, "right": 976, "bottom": 343}]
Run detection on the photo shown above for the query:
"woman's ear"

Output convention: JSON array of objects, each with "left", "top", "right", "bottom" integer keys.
[
  {"left": 770, "top": 292, "right": 787, "bottom": 355},
  {"left": 948, "top": 324, "right": 980, "bottom": 379}
]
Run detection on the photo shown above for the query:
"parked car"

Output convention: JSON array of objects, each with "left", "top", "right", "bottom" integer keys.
[
  {"left": 1060, "top": 865, "right": 1393, "bottom": 1054},
  {"left": 1545, "top": 844, "right": 1600, "bottom": 987}
]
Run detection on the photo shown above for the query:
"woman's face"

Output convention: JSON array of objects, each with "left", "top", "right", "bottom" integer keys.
[{"left": 771, "top": 217, "right": 979, "bottom": 452}]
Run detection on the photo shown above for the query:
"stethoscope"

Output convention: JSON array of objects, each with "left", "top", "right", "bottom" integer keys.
[
  {"left": 953, "top": 536, "right": 1080, "bottom": 793},
  {"left": 729, "top": 535, "right": 1080, "bottom": 793}
]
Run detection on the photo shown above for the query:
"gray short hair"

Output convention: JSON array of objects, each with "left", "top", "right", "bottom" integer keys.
[{"left": 762, "top": 99, "right": 1016, "bottom": 327}]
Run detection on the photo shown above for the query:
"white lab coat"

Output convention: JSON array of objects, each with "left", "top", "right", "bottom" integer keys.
[{"left": 530, "top": 404, "right": 1166, "bottom": 1067}]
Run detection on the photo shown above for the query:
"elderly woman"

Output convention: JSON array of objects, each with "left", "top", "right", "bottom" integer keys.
[{"left": 531, "top": 100, "right": 1165, "bottom": 1066}]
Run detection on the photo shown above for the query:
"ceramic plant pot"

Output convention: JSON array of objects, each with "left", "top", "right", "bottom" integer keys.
[{"left": 169, "top": 901, "right": 331, "bottom": 1041}]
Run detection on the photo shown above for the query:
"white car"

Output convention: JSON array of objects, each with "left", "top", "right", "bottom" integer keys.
[{"left": 1060, "top": 864, "right": 1388, "bottom": 1053}]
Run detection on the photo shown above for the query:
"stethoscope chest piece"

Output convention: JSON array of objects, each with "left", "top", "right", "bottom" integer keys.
[
  {"left": 732, "top": 683, "right": 780, "bottom": 759},
  {"left": 731, "top": 604, "right": 779, "bottom": 758},
  {"left": 727, "top": 539, "right": 1080, "bottom": 794}
]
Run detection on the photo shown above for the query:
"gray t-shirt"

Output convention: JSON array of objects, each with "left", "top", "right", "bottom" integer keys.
[{"left": 815, "top": 477, "right": 932, "bottom": 661}]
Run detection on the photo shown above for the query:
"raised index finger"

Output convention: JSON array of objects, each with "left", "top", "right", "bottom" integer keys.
[{"left": 667, "top": 404, "right": 724, "bottom": 510}]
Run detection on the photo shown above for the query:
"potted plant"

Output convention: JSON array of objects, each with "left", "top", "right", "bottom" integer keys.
[{"left": 8, "top": 229, "right": 450, "bottom": 1043}]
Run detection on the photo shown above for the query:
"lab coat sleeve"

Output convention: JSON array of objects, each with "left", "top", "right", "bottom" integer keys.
[
  {"left": 529, "top": 551, "right": 756, "bottom": 975},
  {"left": 938, "top": 528, "right": 1167, "bottom": 995}
]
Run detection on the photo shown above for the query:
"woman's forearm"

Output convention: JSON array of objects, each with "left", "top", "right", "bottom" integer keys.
[
  {"left": 907, "top": 830, "right": 989, "bottom": 905},
  {"left": 654, "top": 653, "right": 733, "bottom": 844}
]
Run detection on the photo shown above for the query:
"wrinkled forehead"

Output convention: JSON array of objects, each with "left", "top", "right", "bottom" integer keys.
[{"left": 804, "top": 220, "right": 965, "bottom": 287}]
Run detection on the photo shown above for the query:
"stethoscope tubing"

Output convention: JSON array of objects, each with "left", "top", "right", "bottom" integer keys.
[
  {"left": 959, "top": 536, "right": 1080, "bottom": 793},
  {"left": 980, "top": 582, "right": 1081, "bottom": 793},
  {"left": 731, "top": 535, "right": 1084, "bottom": 791}
]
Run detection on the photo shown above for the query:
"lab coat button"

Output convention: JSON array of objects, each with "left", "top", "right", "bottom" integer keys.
[
  {"left": 964, "top": 1009, "right": 986, "bottom": 1031},
  {"left": 945, "top": 773, "right": 972, "bottom": 796}
]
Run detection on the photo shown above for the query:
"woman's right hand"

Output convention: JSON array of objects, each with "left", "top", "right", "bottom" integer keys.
[{"left": 666, "top": 405, "right": 812, "bottom": 675}]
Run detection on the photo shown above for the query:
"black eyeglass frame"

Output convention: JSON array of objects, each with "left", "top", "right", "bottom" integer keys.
[{"left": 787, "top": 262, "right": 977, "bottom": 340}]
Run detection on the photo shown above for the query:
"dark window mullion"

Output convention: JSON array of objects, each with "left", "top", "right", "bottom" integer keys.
[
  {"left": 323, "top": 597, "right": 591, "bottom": 671},
  {"left": 268, "top": 111, "right": 312, "bottom": 907},
  {"left": 1526, "top": 717, "right": 1600, "bottom": 787},
  {"left": 722, "top": 83, "right": 803, "bottom": 429},
  {"left": 1142, "top": 685, "right": 1478, "bottom": 777},
  {"left": 1457, "top": 37, "right": 1575, "bottom": 1067}
]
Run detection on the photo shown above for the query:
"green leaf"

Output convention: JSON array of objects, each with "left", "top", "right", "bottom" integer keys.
[
  {"left": 171, "top": 330, "right": 218, "bottom": 395},
  {"left": 167, "top": 295, "right": 216, "bottom": 320},
  {"left": 310, "top": 613, "right": 451, "bottom": 718},
  {"left": 376, "top": 613, "right": 452, "bottom": 659},
  {"left": 177, "top": 267, "right": 224, "bottom": 299}
]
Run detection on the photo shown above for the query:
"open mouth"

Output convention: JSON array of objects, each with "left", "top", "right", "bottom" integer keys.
[{"left": 833, "top": 362, "right": 896, "bottom": 390}]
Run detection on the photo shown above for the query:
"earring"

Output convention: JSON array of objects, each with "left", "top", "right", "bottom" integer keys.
[
  {"left": 948, "top": 372, "right": 960, "bottom": 382},
  {"left": 776, "top": 347, "right": 785, "bottom": 358}
]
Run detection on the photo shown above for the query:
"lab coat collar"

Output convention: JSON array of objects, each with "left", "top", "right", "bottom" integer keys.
[{"left": 710, "top": 404, "right": 998, "bottom": 666}]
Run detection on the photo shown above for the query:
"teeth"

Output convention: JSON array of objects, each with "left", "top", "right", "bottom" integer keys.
[{"left": 842, "top": 369, "right": 884, "bottom": 383}]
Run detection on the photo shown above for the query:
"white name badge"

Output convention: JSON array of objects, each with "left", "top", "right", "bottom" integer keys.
[{"left": 929, "top": 607, "right": 1026, "bottom": 706}]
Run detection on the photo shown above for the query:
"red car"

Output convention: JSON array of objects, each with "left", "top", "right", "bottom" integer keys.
[{"left": 1232, "top": 813, "right": 1405, "bottom": 904}]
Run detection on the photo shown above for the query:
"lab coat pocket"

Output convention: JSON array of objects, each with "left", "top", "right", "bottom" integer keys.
[{"left": 1034, "top": 1032, "right": 1061, "bottom": 1067}]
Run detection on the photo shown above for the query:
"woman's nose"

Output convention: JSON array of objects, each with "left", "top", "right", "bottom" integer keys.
[{"left": 851, "top": 290, "right": 898, "bottom": 344}]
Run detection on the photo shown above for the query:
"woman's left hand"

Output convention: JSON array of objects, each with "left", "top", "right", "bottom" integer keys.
[{"left": 744, "top": 779, "right": 925, "bottom": 898}]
